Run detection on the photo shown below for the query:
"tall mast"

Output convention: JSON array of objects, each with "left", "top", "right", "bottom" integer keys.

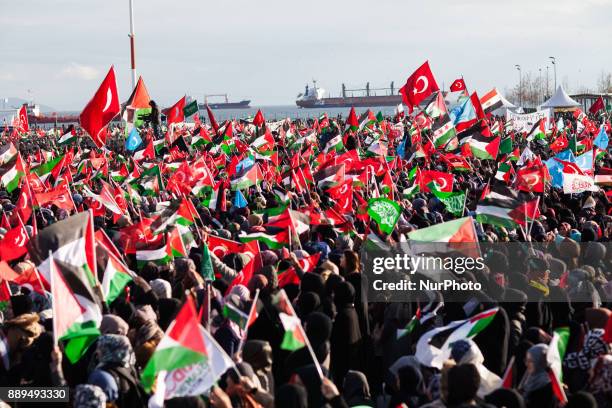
[{"left": 128, "top": 0, "right": 137, "bottom": 90}]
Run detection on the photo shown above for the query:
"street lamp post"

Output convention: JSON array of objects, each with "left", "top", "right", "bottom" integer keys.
[
  {"left": 515, "top": 64, "right": 522, "bottom": 107},
  {"left": 546, "top": 66, "right": 550, "bottom": 98},
  {"left": 539, "top": 68, "right": 542, "bottom": 104},
  {"left": 549, "top": 56, "right": 556, "bottom": 90}
]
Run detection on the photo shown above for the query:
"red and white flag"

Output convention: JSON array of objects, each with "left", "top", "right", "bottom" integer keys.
[
  {"left": 399, "top": 61, "right": 439, "bottom": 113},
  {"left": 17, "top": 105, "right": 29, "bottom": 133},
  {"left": 79, "top": 66, "right": 120, "bottom": 148},
  {"left": 450, "top": 78, "right": 467, "bottom": 94}
]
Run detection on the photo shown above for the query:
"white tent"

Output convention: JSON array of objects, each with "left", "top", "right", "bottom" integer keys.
[
  {"left": 491, "top": 94, "right": 519, "bottom": 116},
  {"left": 541, "top": 85, "right": 580, "bottom": 110}
]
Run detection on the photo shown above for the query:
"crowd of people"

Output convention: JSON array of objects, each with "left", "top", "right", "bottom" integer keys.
[{"left": 0, "top": 92, "right": 611, "bottom": 408}]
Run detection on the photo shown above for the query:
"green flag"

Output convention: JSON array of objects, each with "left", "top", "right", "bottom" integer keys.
[
  {"left": 183, "top": 100, "right": 199, "bottom": 117},
  {"left": 201, "top": 242, "right": 215, "bottom": 281},
  {"left": 367, "top": 197, "right": 401, "bottom": 234},
  {"left": 428, "top": 182, "right": 466, "bottom": 217}
]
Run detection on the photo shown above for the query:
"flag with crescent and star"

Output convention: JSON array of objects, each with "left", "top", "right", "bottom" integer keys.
[
  {"left": 399, "top": 61, "right": 439, "bottom": 113},
  {"left": 79, "top": 66, "right": 121, "bottom": 148}
]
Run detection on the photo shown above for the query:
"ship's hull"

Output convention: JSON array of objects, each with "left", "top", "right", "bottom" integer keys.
[
  {"left": 199, "top": 100, "right": 251, "bottom": 110},
  {"left": 28, "top": 114, "right": 79, "bottom": 124},
  {"left": 296, "top": 95, "right": 402, "bottom": 108}
]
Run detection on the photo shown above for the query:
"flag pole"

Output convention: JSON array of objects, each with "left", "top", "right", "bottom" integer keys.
[
  {"left": 49, "top": 250, "right": 58, "bottom": 347},
  {"left": 128, "top": 0, "right": 137, "bottom": 90},
  {"left": 236, "top": 289, "right": 260, "bottom": 353},
  {"left": 462, "top": 189, "right": 469, "bottom": 216}
]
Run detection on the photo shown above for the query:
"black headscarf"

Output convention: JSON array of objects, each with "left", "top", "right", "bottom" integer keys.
[{"left": 275, "top": 384, "right": 308, "bottom": 408}]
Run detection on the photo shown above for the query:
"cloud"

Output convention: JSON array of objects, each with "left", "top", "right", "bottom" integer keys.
[{"left": 58, "top": 63, "right": 99, "bottom": 80}]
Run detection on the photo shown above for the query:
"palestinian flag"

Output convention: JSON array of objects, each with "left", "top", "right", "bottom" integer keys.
[
  {"left": 408, "top": 217, "right": 476, "bottom": 242},
  {"left": 547, "top": 327, "right": 569, "bottom": 404},
  {"left": 58, "top": 125, "right": 77, "bottom": 146},
  {"left": 526, "top": 119, "right": 546, "bottom": 141},
  {"left": 27, "top": 212, "right": 103, "bottom": 363},
  {"left": 495, "top": 161, "right": 515, "bottom": 183},
  {"left": 272, "top": 289, "right": 306, "bottom": 351},
  {"left": 31, "top": 154, "right": 65, "bottom": 180},
  {"left": 239, "top": 229, "right": 290, "bottom": 249},
  {"left": 1, "top": 152, "right": 25, "bottom": 193},
  {"left": 198, "top": 182, "right": 221, "bottom": 209},
  {"left": 230, "top": 165, "right": 263, "bottom": 190},
  {"left": 0, "top": 143, "right": 17, "bottom": 165},
  {"left": 476, "top": 183, "right": 524, "bottom": 228},
  {"left": 167, "top": 228, "right": 187, "bottom": 258},
  {"left": 151, "top": 199, "right": 195, "bottom": 234},
  {"left": 222, "top": 302, "right": 250, "bottom": 329},
  {"left": 0, "top": 280, "right": 11, "bottom": 311},
  {"left": 468, "top": 134, "right": 500, "bottom": 160},
  {"left": 323, "top": 134, "right": 344, "bottom": 153},
  {"left": 50, "top": 257, "right": 85, "bottom": 340},
  {"left": 480, "top": 88, "right": 503, "bottom": 113},
  {"left": 141, "top": 296, "right": 208, "bottom": 391},
  {"left": 416, "top": 308, "right": 499, "bottom": 369},
  {"left": 96, "top": 242, "right": 133, "bottom": 305},
  {"left": 136, "top": 244, "right": 173, "bottom": 269},
  {"left": 131, "top": 165, "right": 164, "bottom": 196}
]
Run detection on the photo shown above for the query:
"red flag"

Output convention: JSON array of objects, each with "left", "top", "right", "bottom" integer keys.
[
  {"left": 450, "top": 78, "right": 467, "bottom": 93},
  {"left": 34, "top": 184, "right": 75, "bottom": 211},
  {"left": 347, "top": 107, "right": 359, "bottom": 129},
  {"left": 326, "top": 179, "right": 353, "bottom": 213},
  {"left": 253, "top": 110, "right": 265, "bottom": 127},
  {"left": 79, "top": 66, "right": 120, "bottom": 148},
  {"left": 15, "top": 179, "right": 34, "bottom": 224},
  {"left": 0, "top": 223, "right": 29, "bottom": 261},
  {"left": 206, "top": 105, "right": 219, "bottom": 133},
  {"left": 166, "top": 96, "right": 186, "bottom": 125},
  {"left": 516, "top": 164, "right": 546, "bottom": 193},
  {"left": 589, "top": 96, "right": 605, "bottom": 114},
  {"left": 17, "top": 104, "right": 29, "bottom": 133},
  {"left": 418, "top": 170, "right": 454, "bottom": 192},
  {"left": 399, "top": 61, "right": 439, "bottom": 113}
]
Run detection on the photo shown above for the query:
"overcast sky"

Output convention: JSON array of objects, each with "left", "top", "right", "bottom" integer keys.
[{"left": 1, "top": 0, "right": 611, "bottom": 110}]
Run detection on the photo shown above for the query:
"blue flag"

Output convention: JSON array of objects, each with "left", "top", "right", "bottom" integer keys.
[
  {"left": 236, "top": 156, "right": 255, "bottom": 174},
  {"left": 396, "top": 136, "right": 407, "bottom": 159},
  {"left": 594, "top": 126, "right": 609, "bottom": 150},
  {"left": 555, "top": 149, "right": 575, "bottom": 162},
  {"left": 545, "top": 157, "right": 563, "bottom": 188},
  {"left": 126, "top": 127, "right": 143, "bottom": 151},
  {"left": 575, "top": 149, "right": 594, "bottom": 172},
  {"left": 233, "top": 190, "right": 248, "bottom": 208}
]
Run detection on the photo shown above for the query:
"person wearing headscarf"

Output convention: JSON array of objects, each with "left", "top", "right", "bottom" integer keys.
[
  {"left": 587, "top": 354, "right": 612, "bottom": 408},
  {"left": 291, "top": 364, "right": 326, "bottom": 408},
  {"left": 100, "top": 314, "right": 129, "bottom": 336},
  {"left": 73, "top": 384, "right": 107, "bottom": 408},
  {"left": 450, "top": 339, "right": 502, "bottom": 398},
  {"left": 484, "top": 388, "right": 526, "bottom": 408},
  {"left": 330, "top": 281, "right": 363, "bottom": 385},
  {"left": 88, "top": 334, "right": 147, "bottom": 408},
  {"left": 242, "top": 340, "right": 275, "bottom": 394},
  {"left": 565, "top": 391, "right": 598, "bottom": 408},
  {"left": 342, "top": 370, "right": 373, "bottom": 407},
  {"left": 564, "top": 326, "right": 611, "bottom": 391},
  {"left": 275, "top": 384, "right": 308, "bottom": 408},
  {"left": 387, "top": 364, "right": 428, "bottom": 408},
  {"left": 285, "top": 312, "right": 332, "bottom": 381},
  {"left": 521, "top": 344, "right": 556, "bottom": 408}
]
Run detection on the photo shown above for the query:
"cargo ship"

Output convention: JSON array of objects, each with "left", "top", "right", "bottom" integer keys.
[
  {"left": 199, "top": 94, "right": 251, "bottom": 110},
  {"left": 296, "top": 80, "right": 403, "bottom": 108}
]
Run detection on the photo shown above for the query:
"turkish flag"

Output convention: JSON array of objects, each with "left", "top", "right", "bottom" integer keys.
[
  {"left": 327, "top": 179, "right": 353, "bottom": 213},
  {"left": 450, "top": 78, "right": 467, "bottom": 93},
  {"left": 80, "top": 66, "right": 120, "bottom": 148},
  {"left": 419, "top": 170, "right": 454, "bottom": 192},
  {"left": 589, "top": 96, "right": 605, "bottom": 115},
  {"left": 15, "top": 179, "right": 33, "bottom": 223},
  {"left": 17, "top": 105, "right": 29, "bottom": 133},
  {"left": 399, "top": 61, "right": 439, "bottom": 113},
  {"left": 34, "top": 184, "right": 75, "bottom": 211},
  {"left": 166, "top": 96, "right": 186, "bottom": 125},
  {"left": 0, "top": 223, "right": 29, "bottom": 261},
  {"left": 516, "top": 164, "right": 546, "bottom": 193}
]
